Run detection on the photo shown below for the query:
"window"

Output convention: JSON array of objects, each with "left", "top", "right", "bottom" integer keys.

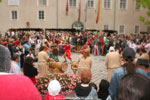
[
  {"left": 135, "top": 25, "right": 140, "bottom": 34},
  {"left": 69, "top": 0, "right": 77, "bottom": 7},
  {"left": 38, "top": 0, "right": 47, "bottom": 6},
  {"left": 120, "top": 0, "right": 127, "bottom": 9},
  {"left": 119, "top": 25, "right": 125, "bottom": 34},
  {"left": 12, "top": 10, "right": 17, "bottom": 20},
  {"left": 104, "top": 0, "right": 111, "bottom": 8},
  {"left": 147, "top": 26, "right": 150, "bottom": 33},
  {"left": 104, "top": 25, "right": 109, "bottom": 30},
  {"left": 88, "top": 0, "right": 94, "bottom": 8},
  {"left": 8, "top": 0, "right": 19, "bottom": 6},
  {"left": 38, "top": 11, "right": 44, "bottom": 20}
]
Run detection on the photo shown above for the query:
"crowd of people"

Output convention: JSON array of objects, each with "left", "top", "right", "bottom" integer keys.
[{"left": 0, "top": 30, "right": 150, "bottom": 100}]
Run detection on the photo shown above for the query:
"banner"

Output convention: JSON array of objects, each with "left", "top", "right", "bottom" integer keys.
[
  {"left": 66, "top": 0, "right": 69, "bottom": 15},
  {"left": 78, "top": 0, "right": 81, "bottom": 22},
  {"left": 96, "top": 0, "right": 101, "bottom": 24},
  {"left": 85, "top": 0, "right": 88, "bottom": 22}
]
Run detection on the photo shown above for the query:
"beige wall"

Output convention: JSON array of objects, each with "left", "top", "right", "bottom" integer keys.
[{"left": 0, "top": 0, "right": 149, "bottom": 35}]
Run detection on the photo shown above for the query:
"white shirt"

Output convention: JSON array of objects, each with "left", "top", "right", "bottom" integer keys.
[
  {"left": 26, "top": 54, "right": 34, "bottom": 59},
  {"left": 10, "top": 61, "right": 21, "bottom": 75}
]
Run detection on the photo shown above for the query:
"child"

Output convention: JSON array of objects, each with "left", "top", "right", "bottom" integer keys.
[
  {"left": 51, "top": 44, "right": 59, "bottom": 62},
  {"left": 44, "top": 80, "right": 64, "bottom": 100},
  {"left": 23, "top": 57, "right": 38, "bottom": 84},
  {"left": 93, "top": 42, "right": 99, "bottom": 56},
  {"left": 97, "top": 79, "right": 109, "bottom": 100}
]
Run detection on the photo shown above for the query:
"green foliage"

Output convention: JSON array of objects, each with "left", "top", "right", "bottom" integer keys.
[
  {"left": 139, "top": 16, "right": 145, "bottom": 22},
  {"left": 146, "top": 11, "right": 150, "bottom": 16},
  {"left": 135, "top": 0, "right": 150, "bottom": 25}
]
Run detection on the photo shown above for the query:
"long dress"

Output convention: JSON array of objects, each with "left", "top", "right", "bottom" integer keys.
[
  {"left": 38, "top": 51, "right": 49, "bottom": 76},
  {"left": 77, "top": 55, "right": 92, "bottom": 76},
  {"left": 65, "top": 44, "right": 72, "bottom": 61}
]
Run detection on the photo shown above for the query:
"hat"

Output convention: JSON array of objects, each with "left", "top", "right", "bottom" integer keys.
[
  {"left": 48, "top": 80, "right": 61, "bottom": 96},
  {"left": 3, "top": 41, "right": 7, "bottom": 45},
  {"left": 0, "top": 45, "right": 11, "bottom": 72},
  {"left": 109, "top": 46, "right": 115, "bottom": 52},
  {"left": 122, "top": 47, "right": 135, "bottom": 61},
  {"left": 136, "top": 58, "right": 150, "bottom": 68}
]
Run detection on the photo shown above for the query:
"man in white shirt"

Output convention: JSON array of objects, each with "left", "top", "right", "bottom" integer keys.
[{"left": 10, "top": 54, "right": 21, "bottom": 74}]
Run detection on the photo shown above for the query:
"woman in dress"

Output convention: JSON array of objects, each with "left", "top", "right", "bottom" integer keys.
[
  {"left": 77, "top": 48, "right": 92, "bottom": 76},
  {"left": 38, "top": 46, "right": 54, "bottom": 76},
  {"left": 64, "top": 42, "right": 72, "bottom": 62}
]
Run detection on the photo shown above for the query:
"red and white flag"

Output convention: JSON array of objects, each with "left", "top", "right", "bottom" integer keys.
[
  {"left": 78, "top": 0, "right": 81, "bottom": 22},
  {"left": 66, "top": 0, "right": 69, "bottom": 15}
]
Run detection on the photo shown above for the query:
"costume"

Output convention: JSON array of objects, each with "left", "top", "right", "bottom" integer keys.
[
  {"left": 77, "top": 55, "right": 92, "bottom": 76},
  {"left": 38, "top": 51, "right": 49, "bottom": 76},
  {"left": 93, "top": 44, "right": 99, "bottom": 55},
  {"left": 64, "top": 44, "right": 72, "bottom": 61},
  {"left": 99, "top": 38, "right": 105, "bottom": 55},
  {"left": 105, "top": 51, "right": 121, "bottom": 82}
]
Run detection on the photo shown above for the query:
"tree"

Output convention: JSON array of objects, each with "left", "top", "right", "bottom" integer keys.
[{"left": 136, "top": 0, "right": 150, "bottom": 25}]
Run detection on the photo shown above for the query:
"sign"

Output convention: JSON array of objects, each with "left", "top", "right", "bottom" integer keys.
[{"left": 72, "top": 21, "right": 84, "bottom": 31}]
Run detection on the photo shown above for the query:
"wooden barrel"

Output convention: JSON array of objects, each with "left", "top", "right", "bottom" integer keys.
[{"left": 49, "top": 61, "right": 68, "bottom": 73}]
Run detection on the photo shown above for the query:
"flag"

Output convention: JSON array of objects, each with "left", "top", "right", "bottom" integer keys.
[
  {"left": 66, "top": 0, "right": 69, "bottom": 15},
  {"left": 96, "top": 0, "right": 101, "bottom": 24},
  {"left": 78, "top": 0, "right": 81, "bottom": 22},
  {"left": 85, "top": 0, "right": 88, "bottom": 22}
]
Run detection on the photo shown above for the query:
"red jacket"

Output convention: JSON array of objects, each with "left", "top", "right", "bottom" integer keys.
[{"left": 44, "top": 92, "right": 65, "bottom": 100}]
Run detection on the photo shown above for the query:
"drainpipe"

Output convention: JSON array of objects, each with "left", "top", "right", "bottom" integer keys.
[
  {"left": 113, "top": 0, "right": 117, "bottom": 30},
  {"left": 56, "top": 0, "right": 58, "bottom": 28}
]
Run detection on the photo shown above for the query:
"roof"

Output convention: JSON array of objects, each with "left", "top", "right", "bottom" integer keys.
[{"left": 102, "top": 30, "right": 118, "bottom": 34}]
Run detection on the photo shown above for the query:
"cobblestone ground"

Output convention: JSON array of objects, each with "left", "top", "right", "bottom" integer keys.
[
  {"left": 58, "top": 53, "right": 107, "bottom": 86},
  {"left": 35, "top": 53, "right": 107, "bottom": 87}
]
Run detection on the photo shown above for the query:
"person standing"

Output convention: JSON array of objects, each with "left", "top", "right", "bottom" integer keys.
[
  {"left": 77, "top": 48, "right": 92, "bottom": 76},
  {"left": 38, "top": 46, "right": 54, "bottom": 76},
  {"left": 139, "top": 47, "right": 149, "bottom": 61},
  {"left": 64, "top": 42, "right": 72, "bottom": 62},
  {"left": 10, "top": 54, "right": 22, "bottom": 75},
  {"left": 105, "top": 47, "right": 121, "bottom": 82},
  {"left": 109, "top": 47, "right": 148, "bottom": 100}
]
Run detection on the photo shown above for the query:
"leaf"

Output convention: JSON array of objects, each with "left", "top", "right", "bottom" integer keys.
[
  {"left": 144, "top": 21, "right": 150, "bottom": 25},
  {"left": 139, "top": 16, "right": 145, "bottom": 22},
  {"left": 146, "top": 11, "right": 150, "bottom": 16}
]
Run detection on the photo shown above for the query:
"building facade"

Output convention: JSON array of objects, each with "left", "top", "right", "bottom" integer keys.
[{"left": 0, "top": 0, "right": 149, "bottom": 35}]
